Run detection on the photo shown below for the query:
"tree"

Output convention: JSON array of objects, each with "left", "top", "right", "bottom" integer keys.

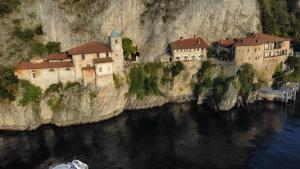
[
  {"left": 31, "top": 41, "right": 47, "bottom": 57},
  {"left": 0, "top": 66, "right": 19, "bottom": 101},
  {"left": 35, "top": 24, "right": 44, "bottom": 35},
  {"left": 13, "top": 27, "right": 34, "bottom": 41},
  {"left": 122, "top": 38, "right": 137, "bottom": 59},
  {"left": 46, "top": 41, "right": 61, "bottom": 54},
  {"left": 0, "top": 0, "right": 20, "bottom": 16},
  {"left": 19, "top": 80, "right": 42, "bottom": 106},
  {"left": 238, "top": 64, "right": 256, "bottom": 97},
  {"left": 172, "top": 61, "right": 184, "bottom": 77}
]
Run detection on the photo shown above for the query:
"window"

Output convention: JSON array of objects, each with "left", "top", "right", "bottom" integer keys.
[
  {"left": 247, "top": 49, "right": 250, "bottom": 53},
  {"left": 81, "top": 54, "right": 85, "bottom": 60},
  {"left": 32, "top": 70, "right": 36, "bottom": 78},
  {"left": 106, "top": 53, "right": 109, "bottom": 57},
  {"left": 65, "top": 68, "right": 71, "bottom": 71},
  {"left": 97, "top": 53, "right": 99, "bottom": 58},
  {"left": 176, "top": 57, "right": 180, "bottom": 60},
  {"left": 99, "top": 67, "right": 102, "bottom": 72},
  {"left": 49, "top": 69, "right": 55, "bottom": 72}
]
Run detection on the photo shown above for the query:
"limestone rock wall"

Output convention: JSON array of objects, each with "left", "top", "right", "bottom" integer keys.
[
  {"left": 0, "top": 83, "right": 128, "bottom": 131},
  {"left": 0, "top": 0, "right": 260, "bottom": 64}
]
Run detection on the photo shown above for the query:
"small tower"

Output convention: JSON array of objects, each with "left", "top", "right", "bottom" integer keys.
[{"left": 109, "top": 31, "right": 124, "bottom": 73}]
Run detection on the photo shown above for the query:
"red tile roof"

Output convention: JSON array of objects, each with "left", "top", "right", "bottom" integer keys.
[
  {"left": 93, "top": 57, "right": 113, "bottom": 64},
  {"left": 46, "top": 53, "right": 70, "bottom": 60},
  {"left": 16, "top": 61, "right": 74, "bottom": 70},
  {"left": 67, "top": 41, "right": 113, "bottom": 55},
  {"left": 82, "top": 66, "right": 95, "bottom": 70},
  {"left": 217, "top": 39, "right": 238, "bottom": 47},
  {"left": 170, "top": 37, "right": 209, "bottom": 50},
  {"left": 234, "top": 33, "right": 290, "bottom": 46}
]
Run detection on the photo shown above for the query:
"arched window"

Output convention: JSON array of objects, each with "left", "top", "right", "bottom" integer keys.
[
  {"left": 65, "top": 68, "right": 71, "bottom": 71},
  {"left": 99, "top": 67, "right": 102, "bottom": 73},
  {"left": 192, "top": 56, "right": 196, "bottom": 60},
  {"left": 184, "top": 56, "right": 188, "bottom": 60},
  {"left": 49, "top": 69, "right": 55, "bottom": 72}
]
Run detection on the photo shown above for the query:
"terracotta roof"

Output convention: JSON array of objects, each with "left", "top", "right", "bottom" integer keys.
[
  {"left": 93, "top": 57, "right": 113, "bottom": 64},
  {"left": 16, "top": 61, "right": 74, "bottom": 70},
  {"left": 47, "top": 53, "right": 70, "bottom": 60},
  {"left": 234, "top": 33, "right": 290, "bottom": 46},
  {"left": 67, "top": 41, "right": 112, "bottom": 55},
  {"left": 170, "top": 37, "right": 209, "bottom": 50},
  {"left": 217, "top": 39, "right": 238, "bottom": 47},
  {"left": 82, "top": 66, "right": 95, "bottom": 70}
]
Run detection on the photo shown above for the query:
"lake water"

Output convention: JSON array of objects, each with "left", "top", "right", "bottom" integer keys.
[{"left": 0, "top": 100, "right": 299, "bottom": 169}]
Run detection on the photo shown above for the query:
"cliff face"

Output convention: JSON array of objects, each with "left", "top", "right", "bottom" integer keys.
[
  {"left": 0, "top": 62, "right": 200, "bottom": 131},
  {"left": 0, "top": 83, "right": 128, "bottom": 131},
  {"left": 0, "top": 0, "right": 260, "bottom": 64}
]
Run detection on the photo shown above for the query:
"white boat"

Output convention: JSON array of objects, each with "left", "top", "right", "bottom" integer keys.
[{"left": 50, "top": 160, "right": 88, "bottom": 169}]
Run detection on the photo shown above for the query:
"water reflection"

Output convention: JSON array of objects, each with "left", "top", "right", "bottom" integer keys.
[{"left": 0, "top": 101, "right": 299, "bottom": 169}]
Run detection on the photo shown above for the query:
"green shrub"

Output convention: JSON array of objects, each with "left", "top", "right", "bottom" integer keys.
[
  {"left": 44, "top": 82, "right": 63, "bottom": 95},
  {"left": 144, "top": 75, "right": 160, "bottom": 95},
  {"left": 35, "top": 24, "right": 44, "bottom": 35},
  {"left": 128, "top": 63, "right": 162, "bottom": 99},
  {"left": 19, "top": 80, "right": 42, "bottom": 106},
  {"left": 197, "top": 61, "right": 214, "bottom": 94},
  {"left": 46, "top": 41, "right": 61, "bottom": 54},
  {"left": 64, "top": 82, "right": 82, "bottom": 91},
  {"left": 47, "top": 95, "right": 63, "bottom": 113},
  {"left": 144, "top": 63, "right": 163, "bottom": 75},
  {"left": 172, "top": 61, "right": 184, "bottom": 77},
  {"left": 129, "top": 65, "right": 145, "bottom": 95},
  {"left": 31, "top": 41, "right": 47, "bottom": 56},
  {"left": 0, "top": 66, "right": 19, "bottom": 101},
  {"left": 13, "top": 27, "right": 34, "bottom": 41},
  {"left": 238, "top": 64, "right": 256, "bottom": 97},
  {"left": 113, "top": 74, "right": 123, "bottom": 89},
  {"left": 122, "top": 37, "right": 137, "bottom": 59},
  {"left": 161, "top": 65, "right": 173, "bottom": 85},
  {"left": 0, "top": 0, "right": 20, "bottom": 16}
]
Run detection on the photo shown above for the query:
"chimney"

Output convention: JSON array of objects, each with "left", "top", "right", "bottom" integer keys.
[{"left": 194, "top": 34, "right": 196, "bottom": 38}]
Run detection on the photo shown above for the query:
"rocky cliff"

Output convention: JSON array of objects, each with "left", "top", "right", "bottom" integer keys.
[
  {"left": 0, "top": 82, "right": 128, "bottom": 131},
  {"left": 0, "top": 62, "right": 201, "bottom": 131},
  {"left": 0, "top": 0, "right": 260, "bottom": 64}
]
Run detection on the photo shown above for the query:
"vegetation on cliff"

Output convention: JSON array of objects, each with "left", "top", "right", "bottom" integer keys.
[
  {"left": 237, "top": 64, "right": 256, "bottom": 98},
  {"left": 257, "top": 0, "right": 300, "bottom": 50},
  {"left": 19, "top": 80, "right": 42, "bottom": 106},
  {"left": 122, "top": 38, "right": 137, "bottom": 60},
  {"left": 0, "top": 66, "right": 19, "bottom": 101},
  {"left": 0, "top": 0, "right": 20, "bottom": 17},
  {"left": 128, "top": 62, "right": 184, "bottom": 99}
]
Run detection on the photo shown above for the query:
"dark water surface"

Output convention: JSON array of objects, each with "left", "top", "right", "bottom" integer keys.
[{"left": 0, "top": 101, "right": 300, "bottom": 169}]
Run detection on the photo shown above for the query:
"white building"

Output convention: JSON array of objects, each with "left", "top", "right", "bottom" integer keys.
[
  {"left": 15, "top": 31, "right": 124, "bottom": 90},
  {"left": 170, "top": 36, "right": 209, "bottom": 62}
]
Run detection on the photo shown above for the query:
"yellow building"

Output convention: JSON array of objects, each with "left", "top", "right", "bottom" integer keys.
[
  {"left": 170, "top": 36, "right": 209, "bottom": 62},
  {"left": 216, "top": 33, "right": 293, "bottom": 80}
]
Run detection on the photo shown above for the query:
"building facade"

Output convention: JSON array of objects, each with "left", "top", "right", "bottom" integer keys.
[
  {"left": 215, "top": 33, "right": 293, "bottom": 80},
  {"left": 169, "top": 36, "right": 209, "bottom": 62},
  {"left": 15, "top": 32, "right": 124, "bottom": 90}
]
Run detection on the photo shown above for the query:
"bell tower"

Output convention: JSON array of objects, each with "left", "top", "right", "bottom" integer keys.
[{"left": 109, "top": 31, "right": 124, "bottom": 73}]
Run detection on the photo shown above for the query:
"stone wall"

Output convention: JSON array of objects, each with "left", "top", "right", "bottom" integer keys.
[{"left": 0, "top": 0, "right": 261, "bottom": 65}]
